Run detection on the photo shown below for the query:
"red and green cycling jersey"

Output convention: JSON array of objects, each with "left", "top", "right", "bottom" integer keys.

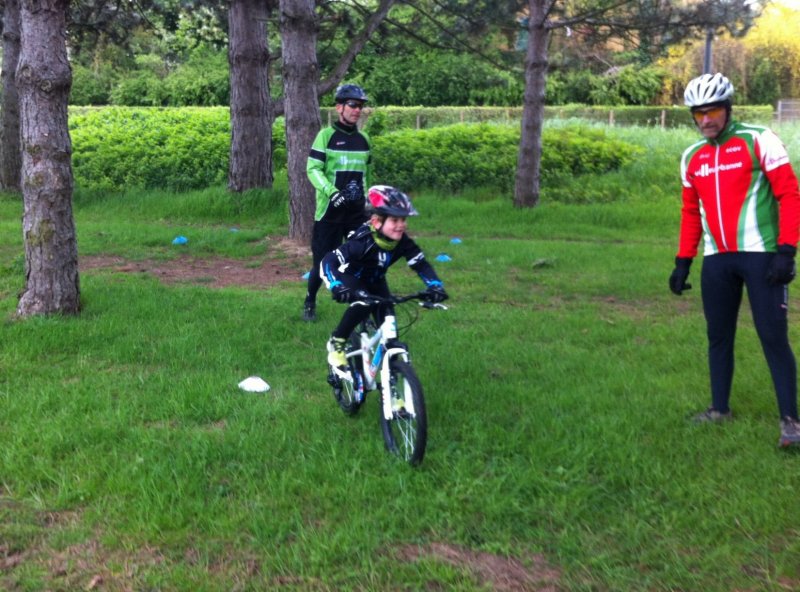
[{"left": 677, "top": 119, "right": 800, "bottom": 258}]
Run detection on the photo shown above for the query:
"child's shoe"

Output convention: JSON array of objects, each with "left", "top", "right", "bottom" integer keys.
[
  {"left": 327, "top": 337, "right": 348, "bottom": 369},
  {"left": 302, "top": 300, "right": 316, "bottom": 322}
]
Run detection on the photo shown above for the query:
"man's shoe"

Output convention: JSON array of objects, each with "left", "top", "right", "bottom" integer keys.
[
  {"left": 692, "top": 407, "right": 732, "bottom": 424},
  {"left": 303, "top": 301, "right": 316, "bottom": 322},
  {"left": 326, "top": 337, "right": 348, "bottom": 369},
  {"left": 779, "top": 416, "right": 800, "bottom": 448}
]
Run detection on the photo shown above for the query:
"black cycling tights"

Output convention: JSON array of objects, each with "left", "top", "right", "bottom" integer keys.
[
  {"left": 331, "top": 279, "right": 392, "bottom": 340},
  {"left": 306, "top": 220, "right": 362, "bottom": 303},
  {"left": 701, "top": 252, "right": 798, "bottom": 419}
]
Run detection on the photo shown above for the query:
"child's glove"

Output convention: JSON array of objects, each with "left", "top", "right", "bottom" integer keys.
[
  {"left": 331, "top": 284, "right": 351, "bottom": 303},
  {"left": 424, "top": 285, "right": 448, "bottom": 303},
  {"left": 766, "top": 245, "right": 797, "bottom": 285}
]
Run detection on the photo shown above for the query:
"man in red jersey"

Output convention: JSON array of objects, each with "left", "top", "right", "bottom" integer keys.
[{"left": 669, "top": 72, "right": 800, "bottom": 447}]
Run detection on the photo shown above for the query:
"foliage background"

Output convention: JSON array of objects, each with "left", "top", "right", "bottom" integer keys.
[{"left": 66, "top": 4, "right": 800, "bottom": 108}]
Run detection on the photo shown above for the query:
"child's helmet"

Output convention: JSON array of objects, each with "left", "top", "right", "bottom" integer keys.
[
  {"left": 335, "top": 84, "right": 369, "bottom": 103},
  {"left": 368, "top": 185, "right": 419, "bottom": 217},
  {"left": 684, "top": 73, "right": 734, "bottom": 107}
]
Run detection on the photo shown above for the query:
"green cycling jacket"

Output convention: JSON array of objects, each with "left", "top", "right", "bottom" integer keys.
[{"left": 306, "top": 120, "right": 372, "bottom": 224}]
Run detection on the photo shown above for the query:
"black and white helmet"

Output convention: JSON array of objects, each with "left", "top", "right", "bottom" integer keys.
[
  {"left": 684, "top": 73, "right": 734, "bottom": 107},
  {"left": 335, "top": 84, "right": 368, "bottom": 103},
  {"left": 368, "top": 185, "right": 418, "bottom": 217}
]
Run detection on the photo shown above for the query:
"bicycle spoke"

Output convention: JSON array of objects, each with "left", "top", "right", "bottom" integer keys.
[{"left": 380, "top": 360, "right": 427, "bottom": 466}]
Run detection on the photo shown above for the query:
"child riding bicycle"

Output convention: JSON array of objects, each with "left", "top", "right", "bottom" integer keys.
[{"left": 320, "top": 185, "right": 449, "bottom": 376}]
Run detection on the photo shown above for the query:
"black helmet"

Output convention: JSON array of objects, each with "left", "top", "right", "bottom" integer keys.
[
  {"left": 335, "top": 84, "right": 368, "bottom": 103},
  {"left": 368, "top": 185, "right": 418, "bottom": 217}
]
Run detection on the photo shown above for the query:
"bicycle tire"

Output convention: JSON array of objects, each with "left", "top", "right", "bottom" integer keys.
[
  {"left": 380, "top": 359, "right": 427, "bottom": 466},
  {"left": 333, "top": 345, "right": 364, "bottom": 416}
]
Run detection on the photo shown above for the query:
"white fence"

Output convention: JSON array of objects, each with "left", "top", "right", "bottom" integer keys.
[{"left": 777, "top": 100, "right": 800, "bottom": 124}]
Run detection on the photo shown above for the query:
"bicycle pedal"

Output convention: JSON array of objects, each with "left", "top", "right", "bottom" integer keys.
[
  {"left": 327, "top": 370, "right": 341, "bottom": 388},
  {"left": 329, "top": 365, "right": 352, "bottom": 382}
]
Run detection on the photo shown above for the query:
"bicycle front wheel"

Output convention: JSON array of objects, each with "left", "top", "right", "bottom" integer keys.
[{"left": 380, "top": 359, "right": 427, "bottom": 466}]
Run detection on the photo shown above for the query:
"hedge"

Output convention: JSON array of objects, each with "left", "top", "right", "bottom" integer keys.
[
  {"left": 356, "top": 105, "right": 775, "bottom": 134},
  {"left": 372, "top": 123, "right": 638, "bottom": 193},
  {"left": 68, "top": 105, "right": 772, "bottom": 193}
]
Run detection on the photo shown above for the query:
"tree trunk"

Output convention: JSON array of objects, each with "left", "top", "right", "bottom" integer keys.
[
  {"left": 279, "top": 0, "right": 321, "bottom": 243},
  {"left": 1, "top": 0, "right": 22, "bottom": 192},
  {"left": 514, "top": 0, "right": 549, "bottom": 208},
  {"left": 228, "top": 0, "right": 273, "bottom": 192},
  {"left": 16, "top": 0, "right": 79, "bottom": 316}
]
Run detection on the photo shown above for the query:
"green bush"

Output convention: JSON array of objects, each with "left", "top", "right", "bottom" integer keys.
[
  {"left": 105, "top": 49, "right": 230, "bottom": 107},
  {"left": 67, "top": 106, "right": 771, "bottom": 195},
  {"left": 372, "top": 122, "right": 639, "bottom": 193},
  {"left": 161, "top": 48, "right": 230, "bottom": 106},
  {"left": 109, "top": 71, "right": 167, "bottom": 106},
  {"left": 70, "top": 64, "right": 116, "bottom": 106},
  {"left": 70, "top": 107, "right": 231, "bottom": 190},
  {"left": 69, "top": 107, "right": 287, "bottom": 192},
  {"left": 358, "top": 50, "right": 524, "bottom": 107}
]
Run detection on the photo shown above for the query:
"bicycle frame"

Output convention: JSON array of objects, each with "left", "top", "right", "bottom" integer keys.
[
  {"left": 346, "top": 311, "right": 412, "bottom": 421},
  {"left": 330, "top": 291, "right": 446, "bottom": 465}
]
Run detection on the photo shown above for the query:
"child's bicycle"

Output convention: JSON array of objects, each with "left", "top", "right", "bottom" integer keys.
[{"left": 326, "top": 290, "right": 447, "bottom": 466}]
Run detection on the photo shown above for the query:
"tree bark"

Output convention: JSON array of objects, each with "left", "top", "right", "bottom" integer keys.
[
  {"left": 228, "top": 0, "right": 273, "bottom": 192},
  {"left": 514, "top": 0, "right": 550, "bottom": 208},
  {"left": 16, "top": 0, "right": 79, "bottom": 316},
  {"left": 279, "top": 0, "right": 321, "bottom": 243},
  {"left": 1, "top": 0, "right": 22, "bottom": 192}
]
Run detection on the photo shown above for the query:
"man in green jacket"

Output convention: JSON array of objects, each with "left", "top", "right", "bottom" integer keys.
[{"left": 303, "top": 84, "right": 373, "bottom": 322}]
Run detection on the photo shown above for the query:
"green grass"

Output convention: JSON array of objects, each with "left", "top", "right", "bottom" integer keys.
[{"left": 3, "top": 124, "right": 800, "bottom": 590}]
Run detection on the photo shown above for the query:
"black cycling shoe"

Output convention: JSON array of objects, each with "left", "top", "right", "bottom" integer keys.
[{"left": 302, "top": 301, "right": 316, "bottom": 322}]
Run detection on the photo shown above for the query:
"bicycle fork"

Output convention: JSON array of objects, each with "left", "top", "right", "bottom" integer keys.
[
  {"left": 379, "top": 346, "right": 414, "bottom": 421},
  {"left": 358, "top": 314, "right": 416, "bottom": 421}
]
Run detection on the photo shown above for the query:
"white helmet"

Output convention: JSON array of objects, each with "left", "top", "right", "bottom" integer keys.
[{"left": 683, "top": 73, "right": 734, "bottom": 107}]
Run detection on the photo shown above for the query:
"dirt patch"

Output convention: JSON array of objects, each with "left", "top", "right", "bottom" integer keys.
[
  {"left": 397, "top": 542, "right": 562, "bottom": 591},
  {"left": 80, "top": 238, "right": 310, "bottom": 289}
]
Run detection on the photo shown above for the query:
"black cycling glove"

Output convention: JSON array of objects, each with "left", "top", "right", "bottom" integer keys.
[
  {"left": 331, "top": 284, "right": 350, "bottom": 303},
  {"left": 766, "top": 245, "right": 797, "bottom": 285},
  {"left": 424, "top": 285, "right": 449, "bottom": 303},
  {"left": 669, "top": 257, "right": 693, "bottom": 295}
]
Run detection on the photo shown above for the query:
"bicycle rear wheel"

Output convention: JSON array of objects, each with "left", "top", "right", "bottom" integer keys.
[{"left": 380, "top": 359, "right": 427, "bottom": 466}]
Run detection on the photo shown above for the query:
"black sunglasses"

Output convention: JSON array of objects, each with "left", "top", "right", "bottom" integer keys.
[{"left": 344, "top": 101, "right": 365, "bottom": 109}]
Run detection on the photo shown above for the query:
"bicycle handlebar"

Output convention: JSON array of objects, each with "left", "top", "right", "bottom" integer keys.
[{"left": 349, "top": 290, "right": 447, "bottom": 310}]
